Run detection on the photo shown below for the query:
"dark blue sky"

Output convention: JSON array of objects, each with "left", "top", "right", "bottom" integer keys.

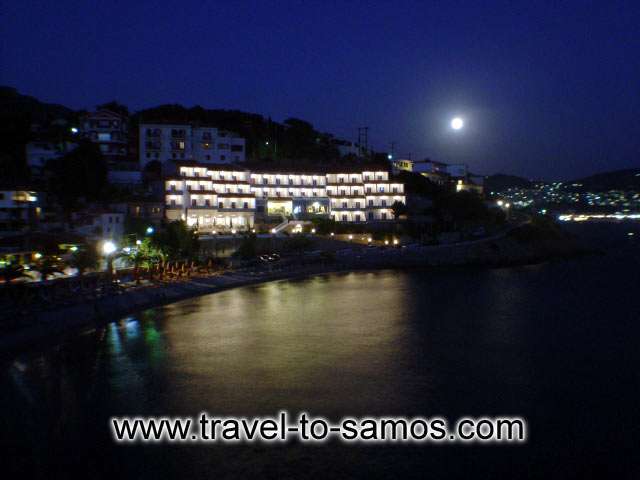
[{"left": 2, "top": 0, "right": 639, "bottom": 179}]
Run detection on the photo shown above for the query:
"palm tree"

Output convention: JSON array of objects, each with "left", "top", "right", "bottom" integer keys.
[{"left": 391, "top": 200, "right": 408, "bottom": 220}]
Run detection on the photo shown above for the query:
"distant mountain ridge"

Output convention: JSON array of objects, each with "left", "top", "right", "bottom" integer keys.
[
  {"left": 573, "top": 168, "right": 640, "bottom": 191},
  {"left": 486, "top": 168, "right": 640, "bottom": 192}
]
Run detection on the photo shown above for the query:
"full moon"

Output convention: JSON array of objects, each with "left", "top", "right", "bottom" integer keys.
[{"left": 451, "top": 117, "right": 464, "bottom": 130}]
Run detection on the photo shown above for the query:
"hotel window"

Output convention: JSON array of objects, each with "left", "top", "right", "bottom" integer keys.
[
  {"left": 342, "top": 201, "right": 347, "bottom": 208},
  {"left": 219, "top": 202, "right": 224, "bottom": 208},
  {"left": 339, "top": 178, "right": 344, "bottom": 183},
  {"left": 205, "top": 199, "right": 210, "bottom": 206},
  {"left": 243, "top": 202, "right": 248, "bottom": 209},
  {"left": 342, "top": 214, "right": 348, "bottom": 222},
  {"left": 171, "top": 199, "right": 176, "bottom": 206},
  {"left": 220, "top": 155, "right": 226, "bottom": 161},
  {"left": 355, "top": 202, "right": 361, "bottom": 208},
  {"left": 206, "top": 155, "right": 211, "bottom": 160},
  {"left": 191, "top": 199, "right": 197, "bottom": 207},
  {"left": 393, "top": 187, "right": 398, "bottom": 193},
  {"left": 366, "top": 187, "right": 372, "bottom": 193},
  {"left": 368, "top": 212, "right": 374, "bottom": 220},
  {"left": 379, "top": 187, "right": 385, "bottom": 193},
  {"left": 355, "top": 214, "right": 361, "bottom": 222},
  {"left": 313, "top": 179, "right": 317, "bottom": 186},
  {"left": 381, "top": 212, "right": 387, "bottom": 220},
  {"left": 231, "top": 202, "right": 236, "bottom": 209},
  {"left": 368, "top": 199, "right": 374, "bottom": 207},
  {"left": 381, "top": 199, "right": 387, "bottom": 207}
]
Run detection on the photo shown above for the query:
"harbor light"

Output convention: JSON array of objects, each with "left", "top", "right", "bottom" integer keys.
[
  {"left": 367, "top": 237, "right": 372, "bottom": 243},
  {"left": 34, "top": 252, "right": 42, "bottom": 260},
  {"left": 69, "top": 246, "right": 78, "bottom": 252},
  {"left": 348, "top": 234, "right": 353, "bottom": 240},
  {"left": 393, "top": 239, "right": 399, "bottom": 245},
  {"left": 384, "top": 240, "right": 389, "bottom": 245},
  {"left": 70, "top": 127, "right": 79, "bottom": 134},
  {"left": 102, "top": 241, "right": 116, "bottom": 255}
]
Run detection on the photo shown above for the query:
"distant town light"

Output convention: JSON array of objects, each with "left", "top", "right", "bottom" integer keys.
[
  {"left": 387, "top": 154, "right": 393, "bottom": 160},
  {"left": 136, "top": 240, "right": 142, "bottom": 245},
  {"left": 393, "top": 239, "right": 399, "bottom": 245},
  {"left": 348, "top": 234, "right": 353, "bottom": 240},
  {"left": 271, "top": 228, "right": 276, "bottom": 234},
  {"left": 70, "top": 246, "right": 78, "bottom": 252},
  {"left": 102, "top": 241, "right": 116, "bottom": 255},
  {"left": 145, "top": 226, "right": 154, "bottom": 235},
  {"left": 311, "top": 228, "right": 316, "bottom": 234},
  {"left": 70, "top": 127, "right": 79, "bottom": 134},
  {"left": 367, "top": 237, "right": 372, "bottom": 243},
  {"left": 497, "top": 200, "right": 504, "bottom": 207},
  {"left": 330, "top": 232, "right": 334, "bottom": 236},
  {"left": 384, "top": 240, "right": 389, "bottom": 245},
  {"left": 34, "top": 252, "right": 43, "bottom": 260}
]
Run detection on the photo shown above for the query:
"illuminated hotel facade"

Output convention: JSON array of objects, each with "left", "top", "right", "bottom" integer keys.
[{"left": 165, "top": 163, "right": 405, "bottom": 230}]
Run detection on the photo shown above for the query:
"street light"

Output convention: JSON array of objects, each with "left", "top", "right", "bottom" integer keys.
[
  {"left": 145, "top": 226, "right": 154, "bottom": 235},
  {"left": 102, "top": 241, "right": 117, "bottom": 277},
  {"left": 102, "top": 241, "right": 116, "bottom": 255}
]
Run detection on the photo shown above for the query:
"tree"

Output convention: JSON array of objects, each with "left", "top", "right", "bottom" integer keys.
[
  {"left": 70, "top": 246, "right": 100, "bottom": 276},
  {"left": 391, "top": 200, "right": 408, "bottom": 220},
  {"left": 45, "top": 141, "right": 108, "bottom": 210},
  {"left": 153, "top": 220, "right": 199, "bottom": 260},
  {"left": 123, "top": 238, "right": 165, "bottom": 283}
]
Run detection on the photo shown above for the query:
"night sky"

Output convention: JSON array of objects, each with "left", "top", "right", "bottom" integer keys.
[{"left": 2, "top": 0, "right": 639, "bottom": 180}]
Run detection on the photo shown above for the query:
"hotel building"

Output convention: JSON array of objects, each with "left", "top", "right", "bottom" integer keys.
[
  {"left": 165, "top": 163, "right": 405, "bottom": 230},
  {"left": 139, "top": 124, "right": 246, "bottom": 168}
]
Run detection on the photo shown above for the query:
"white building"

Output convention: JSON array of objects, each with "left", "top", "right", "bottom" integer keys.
[
  {"left": 70, "top": 211, "right": 125, "bottom": 240},
  {"left": 165, "top": 163, "right": 405, "bottom": 231},
  {"left": 25, "top": 141, "right": 76, "bottom": 177},
  {"left": 392, "top": 158, "right": 450, "bottom": 185},
  {"left": 0, "top": 190, "right": 40, "bottom": 234},
  {"left": 139, "top": 124, "right": 246, "bottom": 169}
]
